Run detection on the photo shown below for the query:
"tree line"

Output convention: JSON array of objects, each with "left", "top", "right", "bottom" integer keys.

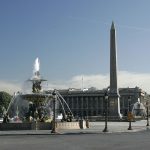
[{"left": 0, "top": 91, "right": 12, "bottom": 117}]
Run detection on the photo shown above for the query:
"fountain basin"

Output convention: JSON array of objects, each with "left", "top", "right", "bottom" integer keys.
[
  {"left": 0, "top": 121, "right": 85, "bottom": 130},
  {"left": 0, "top": 122, "right": 51, "bottom": 130}
]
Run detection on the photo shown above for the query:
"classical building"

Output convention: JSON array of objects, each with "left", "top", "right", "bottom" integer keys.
[{"left": 45, "top": 87, "right": 149, "bottom": 120}]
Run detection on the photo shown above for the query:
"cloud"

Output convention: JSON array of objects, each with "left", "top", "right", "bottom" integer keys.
[
  {"left": 48, "top": 71, "right": 150, "bottom": 93},
  {"left": 118, "top": 71, "right": 150, "bottom": 92},
  {"left": 0, "top": 80, "right": 21, "bottom": 94},
  {"left": 1, "top": 71, "right": 150, "bottom": 94}
]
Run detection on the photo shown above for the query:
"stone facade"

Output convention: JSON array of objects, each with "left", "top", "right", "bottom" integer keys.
[{"left": 56, "top": 87, "right": 149, "bottom": 120}]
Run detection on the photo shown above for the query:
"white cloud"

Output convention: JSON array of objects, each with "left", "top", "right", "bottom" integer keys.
[
  {"left": 118, "top": 71, "right": 150, "bottom": 92},
  {"left": 1, "top": 71, "right": 150, "bottom": 94},
  {"left": 48, "top": 71, "right": 150, "bottom": 93},
  {"left": 0, "top": 80, "right": 21, "bottom": 94}
]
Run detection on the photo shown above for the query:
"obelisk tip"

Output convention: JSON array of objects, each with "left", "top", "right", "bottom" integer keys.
[{"left": 111, "top": 21, "right": 115, "bottom": 30}]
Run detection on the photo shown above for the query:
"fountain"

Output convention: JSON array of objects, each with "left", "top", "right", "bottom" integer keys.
[
  {"left": 5, "top": 57, "right": 53, "bottom": 123},
  {"left": 0, "top": 58, "right": 83, "bottom": 130},
  {"left": 132, "top": 98, "right": 146, "bottom": 119}
]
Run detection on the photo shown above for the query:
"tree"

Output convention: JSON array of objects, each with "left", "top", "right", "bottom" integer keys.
[{"left": 0, "top": 91, "right": 12, "bottom": 117}]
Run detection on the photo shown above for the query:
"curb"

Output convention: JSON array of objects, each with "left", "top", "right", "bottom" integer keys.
[{"left": 0, "top": 127, "right": 147, "bottom": 136}]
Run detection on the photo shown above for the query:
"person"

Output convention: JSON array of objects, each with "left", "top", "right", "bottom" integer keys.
[
  {"left": 67, "top": 112, "right": 72, "bottom": 122},
  {"left": 3, "top": 113, "right": 9, "bottom": 123},
  {"left": 40, "top": 114, "right": 45, "bottom": 122}
]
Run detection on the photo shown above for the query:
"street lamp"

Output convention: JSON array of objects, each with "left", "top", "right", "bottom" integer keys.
[
  {"left": 103, "top": 92, "right": 109, "bottom": 132},
  {"left": 128, "top": 96, "right": 132, "bottom": 130},
  {"left": 51, "top": 90, "right": 57, "bottom": 133},
  {"left": 146, "top": 101, "right": 149, "bottom": 126}
]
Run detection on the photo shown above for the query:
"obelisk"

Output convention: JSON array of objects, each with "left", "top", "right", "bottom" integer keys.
[{"left": 109, "top": 22, "right": 122, "bottom": 118}]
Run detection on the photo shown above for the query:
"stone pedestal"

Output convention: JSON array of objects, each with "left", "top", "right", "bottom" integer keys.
[{"left": 108, "top": 94, "right": 122, "bottom": 119}]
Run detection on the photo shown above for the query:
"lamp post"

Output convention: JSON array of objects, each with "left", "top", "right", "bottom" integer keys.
[
  {"left": 128, "top": 96, "right": 132, "bottom": 130},
  {"left": 103, "top": 92, "right": 109, "bottom": 132},
  {"left": 51, "top": 90, "right": 57, "bottom": 133},
  {"left": 146, "top": 101, "right": 149, "bottom": 126}
]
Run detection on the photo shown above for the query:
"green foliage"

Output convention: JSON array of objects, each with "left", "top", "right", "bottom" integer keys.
[{"left": 0, "top": 91, "right": 12, "bottom": 117}]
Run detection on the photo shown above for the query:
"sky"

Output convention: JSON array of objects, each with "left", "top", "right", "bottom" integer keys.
[{"left": 1, "top": 0, "right": 150, "bottom": 94}]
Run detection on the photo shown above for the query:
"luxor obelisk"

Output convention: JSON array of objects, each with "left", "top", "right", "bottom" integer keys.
[{"left": 109, "top": 22, "right": 122, "bottom": 118}]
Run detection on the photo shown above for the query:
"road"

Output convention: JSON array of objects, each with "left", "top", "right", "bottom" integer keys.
[
  {"left": 0, "top": 121, "right": 150, "bottom": 150},
  {"left": 0, "top": 130, "right": 150, "bottom": 150}
]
